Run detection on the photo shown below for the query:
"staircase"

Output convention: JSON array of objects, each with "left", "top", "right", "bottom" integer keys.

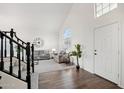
[{"left": 0, "top": 28, "right": 34, "bottom": 89}]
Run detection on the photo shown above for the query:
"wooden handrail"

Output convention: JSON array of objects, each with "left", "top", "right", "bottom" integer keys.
[
  {"left": 2, "top": 29, "right": 27, "bottom": 45},
  {"left": 14, "top": 32, "right": 27, "bottom": 45},
  {"left": 0, "top": 31, "right": 26, "bottom": 49}
]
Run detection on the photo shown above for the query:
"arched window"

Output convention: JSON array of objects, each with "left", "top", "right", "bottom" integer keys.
[
  {"left": 63, "top": 28, "right": 72, "bottom": 50},
  {"left": 64, "top": 28, "right": 71, "bottom": 39}
]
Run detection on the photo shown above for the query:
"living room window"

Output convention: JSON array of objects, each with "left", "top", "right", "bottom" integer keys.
[
  {"left": 64, "top": 28, "right": 71, "bottom": 50},
  {"left": 95, "top": 3, "right": 118, "bottom": 17}
]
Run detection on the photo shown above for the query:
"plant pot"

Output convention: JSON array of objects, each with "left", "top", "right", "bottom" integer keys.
[{"left": 76, "top": 65, "right": 80, "bottom": 70}]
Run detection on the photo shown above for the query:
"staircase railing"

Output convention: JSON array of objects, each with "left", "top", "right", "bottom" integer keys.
[
  {"left": 3, "top": 29, "right": 34, "bottom": 73},
  {"left": 0, "top": 28, "right": 34, "bottom": 89}
]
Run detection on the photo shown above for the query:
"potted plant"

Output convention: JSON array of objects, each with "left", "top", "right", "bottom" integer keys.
[{"left": 70, "top": 44, "right": 82, "bottom": 70}]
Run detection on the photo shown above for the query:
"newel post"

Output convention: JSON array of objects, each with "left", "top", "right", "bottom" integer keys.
[
  {"left": 26, "top": 42, "right": 31, "bottom": 89},
  {"left": 0, "top": 32, "right": 4, "bottom": 70},
  {"left": 10, "top": 28, "right": 14, "bottom": 74},
  {"left": 10, "top": 28, "right": 14, "bottom": 56}
]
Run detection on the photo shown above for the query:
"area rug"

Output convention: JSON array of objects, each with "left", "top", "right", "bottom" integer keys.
[{"left": 34, "top": 59, "right": 75, "bottom": 73}]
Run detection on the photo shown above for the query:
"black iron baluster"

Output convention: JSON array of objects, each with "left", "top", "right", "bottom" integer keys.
[
  {"left": 10, "top": 28, "right": 14, "bottom": 74},
  {"left": 18, "top": 45, "right": 21, "bottom": 79},
  {"left": 26, "top": 42, "right": 31, "bottom": 89},
  {"left": 17, "top": 39, "right": 19, "bottom": 58},
  {"left": 4, "top": 32, "right": 7, "bottom": 57},
  {"left": 31, "top": 44, "right": 34, "bottom": 73},
  {"left": 11, "top": 29, "right": 14, "bottom": 57},
  {"left": 1, "top": 29, "right": 34, "bottom": 89},
  {"left": 22, "top": 42, "right": 24, "bottom": 61},
  {"left": 0, "top": 32, "right": 4, "bottom": 70}
]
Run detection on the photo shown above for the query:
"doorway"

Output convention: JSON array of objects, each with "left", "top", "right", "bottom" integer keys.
[{"left": 94, "top": 23, "right": 119, "bottom": 84}]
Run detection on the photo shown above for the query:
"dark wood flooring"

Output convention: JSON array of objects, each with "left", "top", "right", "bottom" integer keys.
[{"left": 38, "top": 68, "right": 121, "bottom": 89}]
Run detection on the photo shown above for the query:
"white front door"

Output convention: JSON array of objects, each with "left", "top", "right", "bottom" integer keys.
[{"left": 94, "top": 23, "right": 119, "bottom": 84}]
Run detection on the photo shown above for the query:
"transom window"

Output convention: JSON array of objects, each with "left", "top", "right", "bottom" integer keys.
[{"left": 95, "top": 3, "right": 118, "bottom": 17}]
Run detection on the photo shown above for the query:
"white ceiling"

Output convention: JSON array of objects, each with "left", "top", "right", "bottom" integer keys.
[{"left": 0, "top": 3, "right": 73, "bottom": 33}]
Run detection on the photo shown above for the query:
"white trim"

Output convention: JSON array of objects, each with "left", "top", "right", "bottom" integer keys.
[
  {"left": 120, "top": 84, "right": 124, "bottom": 89},
  {"left": 117, "top": 22, "right": 122, "bottom": 87},
  {"left": 93, "top": 27, "right": 96, "bottom": 73}
]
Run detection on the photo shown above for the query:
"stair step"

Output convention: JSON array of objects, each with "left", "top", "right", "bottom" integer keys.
[
  {"left": 0, "top": 70, "right": 27, "bottom": 89},
  {"left": 4, "top": 60, "right": 25, "bottom": 70},
  {"left": 1, "top": 57, "right": 31, "bottom": 81},
  {"left": 3, "top": 66, "right": 26, "bottom": 80},
  {"left": 13, "top": 66, "right": 26, "bottom": 80},
  {"left": 1, "top": 70, "right": 26, "bottom": 82}
]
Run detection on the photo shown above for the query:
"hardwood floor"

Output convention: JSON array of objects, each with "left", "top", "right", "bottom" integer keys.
[{"left": 38, "top": 68, "right": 121, "bottom": 89}]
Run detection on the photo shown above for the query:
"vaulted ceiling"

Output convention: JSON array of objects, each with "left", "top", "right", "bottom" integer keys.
[{"left": 0, "top": 3, "right": 73, "bottom": 33}]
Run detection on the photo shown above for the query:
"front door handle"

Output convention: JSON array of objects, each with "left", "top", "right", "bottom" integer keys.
[{"left": 94, "top": 53, "right": 97, "bottom": 55}]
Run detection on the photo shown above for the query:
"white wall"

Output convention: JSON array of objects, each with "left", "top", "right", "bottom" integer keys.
[
  {"left": 59, "top": 4, "right": 95, "bottom": 73},
  {"left": 94, "top": 4, "right": 124, "bottom": 88},
  {"left": 31, "top": 31, "right": 59, "bottom": 50},
  {"left": 59, "top": 3, "right": 124, "bottom": 88},
  {"left": 0, "top": 3, "right": 124, "bottom": 88},
  {"left": 0, "top": 4, "right": 72, "bottom": 51}
]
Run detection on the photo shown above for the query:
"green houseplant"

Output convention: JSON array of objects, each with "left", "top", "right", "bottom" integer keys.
[{"left": 70, "top": 44, "right": 82, "bottom": 70}]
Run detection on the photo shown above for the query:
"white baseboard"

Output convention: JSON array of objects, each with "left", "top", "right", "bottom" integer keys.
[
  {"left": 119, "top": 84, "right": 124, "bottom": 89},
  {"left": 31, "top": 72, "right": 39, "bottom": 89},
  {"left": 80, "top": 66, "right": 94, "bottom": 74}
]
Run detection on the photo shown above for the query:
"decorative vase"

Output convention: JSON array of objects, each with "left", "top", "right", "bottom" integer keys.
[{"left": 76, "top": 65, "right": 80, "bottom": 70}]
